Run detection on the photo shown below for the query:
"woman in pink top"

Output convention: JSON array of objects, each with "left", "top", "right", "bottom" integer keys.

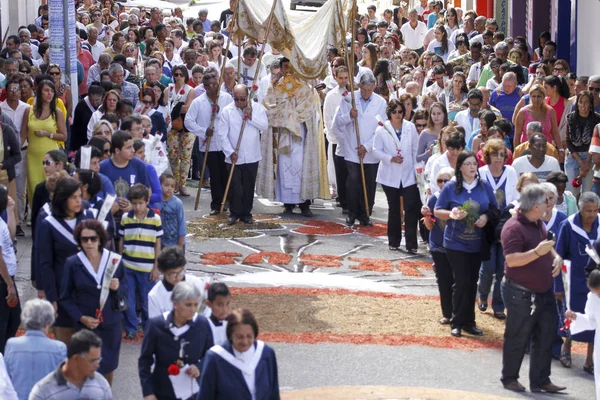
[{"left": 514, "top": 84, "right": 560, "bottom": 149}]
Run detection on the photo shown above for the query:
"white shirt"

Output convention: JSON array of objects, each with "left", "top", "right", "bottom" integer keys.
[
  {"left": 512, "top": 155, "right": 561, "bottom": 182},
  {"left": 230, "top": 57, "right": 267, "bottom": 86},
  {"left": 332, "top": 91, "right": 388, "bottom": 164},
  {"left": 217, "top": 102, "right": 268, "bottom": 164},
  {"left": 148, "top": 274, "right": 209, "bottom": 319},
  {"left": 373, "top": 120, "right": 419, "bottom": 188},
  {"left": 354, "top": 65, "right": 371, "bottom": 85},
  {"left": 173, "top": 42, "right": 188, "bottom": 57},
  {"left": 185, "top": 92, "right": 234, "bottom": 152},
  {"left": 400, "top": 21, "right": 428, "bottom": 50},
  {"left": 143, "top": 134, "right": 169, "bottom": 176},
  {"left": 429, "top": 152, "right": 452, "bottom": 193},
  {"left": 83, "top": 40, "right": 106, "bottom": 63},
  {"left": 467, "top": 61, "right": 483, "bottom": 86},
  {"left": 0, "top": 100, "right": 29, "bottom": 133},
  {"left": 323, "top": 86, "right": 348, "bottom": 144},
  {"left": 207, "top": 315, "right": 228, "bottom": 346},
  {"left": 426, "top": 39, "right": 455, "bottom": 63},
  {"left": 454, "top": 109, "right": 481, "bottom": 141},
  {"left": 0, "top": 353, "right": 17, "bottom": 400},
  {"left": 0, "top": 219, "right": 16, "bottom": 277},
  {"left": 87, "top": 109, "right": 105, "bottom": 140},
  {"left": 233, "top": 344, "right": 257, "bottom": 398}
]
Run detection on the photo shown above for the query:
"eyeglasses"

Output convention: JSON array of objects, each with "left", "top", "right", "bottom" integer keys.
[
  {"left": 6, "top": 87, "right": 20, "bottom": 92},
  {"left": 93, "top": 13, "right": 101, "bottom": 17},
  {"left": 164, "top": 269, "right": 186, "bottom": 279},
  {"left": 80, "top": 236, "right": 99, "bottom": 243},
  {"left": 390, "top": 109, "right": 403, "bottom": 114},
  {"left": 437, "top": 179, "right": 449, "bottom": 184},
  {"left": 415, "top": 124, "right": 427, "bottom": 128},
  {"left": 42, "top": 160, "right": 55, "bottom": 166},
  {"left": 233, "top": 97, "right": 247, "bottom": 102},
  {"left": 468, "top": 102, "right": 482, "bottom": 107},
  {"left": 142, "top": 100, "right": 153, "bottom": 105},
  {"left": 588, "top": 86, "right": 600, "bottom": 93},
  {"left": 491, "top": 152, "right": 506, "bottom": 158},
  {"left": 103, "top": 148, "right": 111, "bottom": 154},
  {"left": 553, "top": 67, "right": 565, "bottom": 72}
]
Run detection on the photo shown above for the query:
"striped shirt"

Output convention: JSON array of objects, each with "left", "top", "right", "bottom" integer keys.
[{"left": 119, "top": 208, "right": 163, "bottom": 272}]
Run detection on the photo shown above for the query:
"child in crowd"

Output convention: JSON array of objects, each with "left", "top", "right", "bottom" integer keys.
[
  {"left": 205, "top": 282, "right": 232, "bottom": 346},
  {"left": 148, "top": 246, "right": 209, "bottom": 319},
  {"left": 118, "top": 184, "right": 163, "bottom": 339},
  {"left": 155, "top": 173, "right": 186, "bottom": 248}
]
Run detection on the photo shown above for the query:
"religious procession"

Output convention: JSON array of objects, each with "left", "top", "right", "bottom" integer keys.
[{"left": 0, "top": 0, "right": 598, "bottom": 398}]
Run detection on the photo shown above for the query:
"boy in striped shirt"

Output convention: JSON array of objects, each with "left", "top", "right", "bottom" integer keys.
[{"left": 118, "top": 184, "right": 163, "bottom": 339}]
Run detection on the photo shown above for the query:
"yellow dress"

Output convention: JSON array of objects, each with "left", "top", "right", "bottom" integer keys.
[{"left": 26, "top": 110, "right": 59, "bottom": 206}]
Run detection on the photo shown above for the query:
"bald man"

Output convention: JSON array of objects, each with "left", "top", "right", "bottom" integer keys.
[{"left": 217, "top": 84, "right": 268, "bottom": 225}]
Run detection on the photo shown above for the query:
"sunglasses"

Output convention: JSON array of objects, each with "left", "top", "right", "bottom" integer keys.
[
  {"left": 103, "top": 148, "right": 111, "bottom": 154},
  {"left": 492, "top": 152, "right": 506, "bottom": 158},
  {"left": 93, "top": 13, "right": 101, "bottom": 17},
  {"left": 48, "top": 71, "right": 61, "bottom": 76},
  {"left": 589, "top": 87, "right": 600, "bottom": 93},
  {"left": 390, "top": 109, "right": 403, "bottom": 114},
  {"left": 20, "top": 70, "right": 30, "bottom": 74},
  {"left": 437, "top": 179, "right": 449, "bottom": 184},
  {"left": 415, "top": 124, "right": 427, "bottom": 128},
  {"left": 142, "top": 100, "right": 153, "bottom": 105},
  {"left": 42, "top": 160, "right": 55, "bottom": 166},
  {"left": 80, "top": 236, "right": 100, "bottom": 243},
  {"left": 173, "top": 73, "right": 184, "bottom": 77},
  {"left": 233, "top": 97, "right": 247, "bottom": 102}
]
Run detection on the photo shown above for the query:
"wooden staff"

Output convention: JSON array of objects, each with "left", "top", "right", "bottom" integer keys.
[
  {"left": 194, "top": 0, "right": 240, "bottom": 211},
  {"left": 344, "top": 0, "right": 370, "bottom": 218},
  {"left": 236, "top": 0, "right": 242, "bottom": 83},
  {"left": 220, "top": 0, "right": 279, "bottom": 214}
]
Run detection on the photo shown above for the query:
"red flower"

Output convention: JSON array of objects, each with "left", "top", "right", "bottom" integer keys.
[
  {"left": 378, "top": 121, "right": 384, "bottom": 126},
  {"left": 170, "top": 86, "right": 174, "bottom": 92},
  {"left": 204, "top": 282, "right": 210, "bottom": 291},
  {"left": 180, "top": 89, "right": 185, "bottom": 95},
  {"left": 112, "top": 258, "right": 119, "bottom": 264},
  {"left": 572, "top": 177, "right": 582, "bottom": 188},
  {"left": 211, "top": 107, "right": 217, "bottom": 114},
  {"left": 342, "top": 91, "right": 349, "bottom": 97},
  {"left": 168, "top": 364, "right": 180, "bottom": 376},
  {"left": 252, "top": 85, "right": 259, "bottom": 91},
  {"left": 560, "top": 318, "right": 571, "bottom": 331},
  {"left": 561, "top": 264, "right": 567, "bottom": 273}
]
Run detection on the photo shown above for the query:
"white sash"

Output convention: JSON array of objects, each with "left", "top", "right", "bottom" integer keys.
[
  {"left": 80, "top": 146, "right": 91, "bottom": 170},
  {"left": 84, "top": 96, "right": 96, "bottom": 114},
  {"left": 212, "top": 341, "right": 265, "bottom": 396},
  {"left": 100, "top": 251, "right": 121, "bottom": 310},
  {"left": 544, "top": 208, "right": 558, "bottom": 231},
  {"left": 567, "top": 214, "right": 600, "bottom": 245},
  {"left": 45, "top": 215, "right": 77, "bottom": 245},
  {"left": 97, "top": 194, "right": 116, "bottom": 224},
  {"left": 42, "top": 202, "right": 51, "bottom": 216},
  {"left": 482, "top": 166, "right": 508, "bottom": 193}
]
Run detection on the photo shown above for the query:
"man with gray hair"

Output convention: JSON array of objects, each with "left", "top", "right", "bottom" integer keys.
[
  {"left": 87, "top": 53, "right": 111, "bottom": 87},
  {"left": 198, "top": 8, "right": 212, "bottom": 32},
  {"left": 4, "top": 299, "right": 66, "bottom": 400},
  {"left": 333, "top": 71, "right": 387, "bottom": 227},
  {"left": 514, "top": 121, "right": 559, "bottom": 159},
  {"left": 500, "top": 183, "right": 565, "bottom": 393},
  {"left": 477, "top": 41, "right": 511, "bottom": 87},
  {"left": 83, "top": 25, "right": 106, "bottom": 63},
  {"left": 109, "top": 63, "right": 139, "bottom": 107},
  {"left": 489, "top": 71, "right": 523, "bottom": 137}
]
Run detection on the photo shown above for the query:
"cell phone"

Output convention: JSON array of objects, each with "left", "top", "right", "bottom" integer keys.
[{"left": 547, "top": 231, "right": 554, "bottom": 241}]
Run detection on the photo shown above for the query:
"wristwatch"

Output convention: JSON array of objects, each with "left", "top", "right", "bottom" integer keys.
[{"left": 50, "top": 132, "right": 55, "bottom": 140}]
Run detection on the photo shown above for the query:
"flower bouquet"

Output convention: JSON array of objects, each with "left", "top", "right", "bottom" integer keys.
[
  {"left": 415, "top": 161, "right": 429, "bottom": 204},
  {"left": 450, "top": 200, "right": 480, "bottom": 232}
]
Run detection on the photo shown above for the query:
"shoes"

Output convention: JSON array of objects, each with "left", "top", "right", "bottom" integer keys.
[
  {"left": 210, "top": 210, "right": 220, "bottom": 216},
  {"left": 406, "top": 248, "right": 418, "bottom": 254},
  {"left": 493, "top": 312, "right": 506, "bottom": 320},
  {"left": 451, "top": 327, "right": 461, "bottom": 337},
  {"left": 559, "top": 351, "right": 572, "bottom": 368},
  {"left": 178, "top": 186, "right": 190, "bottom": 196},
  {"left": 191, "top": 173, "right": 200, "bottom": 181},
  {"left": 439, "top": 317, "right": 450, "bottom": 325},
  {"left": 241, "top": 216, "right": 253, "bottom": 224},
  {"left": 359, "top": 217, "right": 372, "bottom": 226},
  {"left": 124, "top": 332, "right": 137, "bottom": 340},
  {"left": 478, "top": 299, "right": 488, "bottom": 312},
  {"left": 16, "top": 225, "right": 25, "bottom": 237},
  {"left": 502, "top": 380, "right": 525, "bottom": 392},
  {"left": 342, "top": 208, "right": 348, "bottom": 215},
  {"left": 227, "top": 216, "right": 237, "bottom": 225},
  {"left": 530, "top": 382, "right": 566, "bottom": 393},
  {"left": 201, "top": 179, "right": 210, "bottom": 188},
  {"left": 463, "top": 325, "right": 483, "bottom": 336},
  {"left": 300, "top": 208, "right": 314, "bottom": 217},
  {"left": 389, "top": 246, "right": 398, "bottom": 251},
  {"left": 584, "top": 364, "right": 594, "bottom": 375},
  {"left": 345, "top": 217, "right": 356, "bottom": 227}
]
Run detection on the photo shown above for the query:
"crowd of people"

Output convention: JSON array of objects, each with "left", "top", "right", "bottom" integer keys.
[{"left": 0, "top": 0, "right": 598, "bottom": 398}]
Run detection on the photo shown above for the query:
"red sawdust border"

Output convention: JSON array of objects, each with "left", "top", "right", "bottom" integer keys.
[{"left": 229, "top": 286, "right": 439, "bottom": 301}]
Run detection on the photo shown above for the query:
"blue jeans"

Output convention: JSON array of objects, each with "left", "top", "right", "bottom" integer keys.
[
  {"left": 123, "top": 268, "right": 153, "bottom": 334},
  {"left": 565, "top": 152, "right": 593, "bottom": 195},
  {"left": 477, "top": 242, "right": 505, "bottom": 312}
]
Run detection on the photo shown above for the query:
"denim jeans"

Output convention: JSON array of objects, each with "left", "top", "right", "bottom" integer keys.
[
  {"left": 565, "top": 152, "right": 593, "bottom": 195},
  {"left": 123, "top": 268, "right": 153, "bottom": 334},
  {"left": 478, "top": 242, "right": 505, "bottom": 312}
]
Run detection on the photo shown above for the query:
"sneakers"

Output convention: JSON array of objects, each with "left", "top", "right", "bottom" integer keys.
[{"left": 16, "top": 225, "right": 25, "bottom": 237}]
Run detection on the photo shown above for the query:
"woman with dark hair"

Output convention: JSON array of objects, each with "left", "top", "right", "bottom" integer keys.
[
  {"left": 60, "top": 219, "right": 126, "bottom": 385},
  {"left": 434, "top": 150, "right": 498, "bottom": 337},
  {"left": 86, "top": 89, "right": 121, "bottom": 140},
  {"left": 546, "top": 171, "right": 577, "bottom": 216},
  {"left": 444, "top": 8, "right": 460, "bottom": 37},
  {"left": 88, "top": 136, "right": 112, "bottom": 161},
  {"left": 138, "top": 85, "right": 167, "bottom": 136},
  {"left": 359, "top": 43, "right": 378, "bottom": 71},
  {"left": 373, "top": 59, "right": 393, "bottom": 101},
  {"left": 412, "top": 109, "right": 429, "bottom": 134},
  {"left": 20, "top": 80, "right": 67, "bottom": 208},
  {"left": 162, "top": 39, "right": 182, "bottom": 76},
  {"left": 400, "top": 93, "right": 417, "bottom": 121},
  {"left": 147, "top": 80, "right": 169, "bottom": 123},
  {"left": 36, "top": 177, "right": 95, "bottom": 345},
  {"left": 545, "top": 75, "right": 573, "bottom": 142},
  {"left": 534, "top": 31, "right": 552, "bottom": 62},
  {"left": 76, "top": 168, "right": 116, "bottom": 243},
  {"left": 46, "top": 64, "right": 72, "bottom": 125},
  {"left": 566, "top": 91, "right": 600, "bottom": 194},
  {"left": 373, "top": 99, "right": 420, "bottom": 252},
  {"left": 427, "top": 25, "right": 454, "bottom": 63},
  {"left": 199, "top": 308, "right": 280, "bottom": 399},
  {"left": 438, "top": 71, "right": 468, "bottom": 121},
  {"left": 552, "top": 59, "right": 570, "bottom": 78},
  {"left": 469, "top": 109, "right": 497, "bottom": 151},
  {"left": 164, "top": 64, "right": 195, "bottom": 195},
  {"left": 416, "top": 102, "right": 448, "bottom": 164},
  {"left": 140, "top": 281, "right": 214, "bottom": 400},
  {"left": 357, "top": 28, "right": 369, "bottom": 47}
]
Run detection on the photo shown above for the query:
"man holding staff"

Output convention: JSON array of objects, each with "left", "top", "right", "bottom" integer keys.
[{"left": 218, "top": 84, "right": 268, "bottom": 225}]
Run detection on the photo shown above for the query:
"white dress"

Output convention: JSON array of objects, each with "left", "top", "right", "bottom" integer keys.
[{"left": 571, "top": 292, "right": 600, "bottom": 399}]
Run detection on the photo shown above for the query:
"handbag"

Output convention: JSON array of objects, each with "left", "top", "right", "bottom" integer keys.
[
  {"left": 170, "top": 101, "right": 187, "bottom": 132},
  {"left": 111, "top": 291, "right": 128, "bottom": 312}
]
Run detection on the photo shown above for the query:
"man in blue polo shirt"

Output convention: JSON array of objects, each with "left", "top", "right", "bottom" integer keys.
[{"left": 489, "top": 72, "right": 522, "bottom": 145}]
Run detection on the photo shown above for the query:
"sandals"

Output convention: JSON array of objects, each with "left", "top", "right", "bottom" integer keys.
[{"left": 559, "top": 351, "right": 572, "bottom": 368}]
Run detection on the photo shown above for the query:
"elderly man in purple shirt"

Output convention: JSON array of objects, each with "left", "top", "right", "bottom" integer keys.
[
  {"left": 489, "top": 72, "right": 522, "bottom": 144},
  {"left": 500, "top": 184, "right": 566, "bottom": 394}
]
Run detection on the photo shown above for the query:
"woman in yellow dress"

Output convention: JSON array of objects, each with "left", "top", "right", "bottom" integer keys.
[{"left": 20, "top": 80, "right": 67, "bottom": 206}]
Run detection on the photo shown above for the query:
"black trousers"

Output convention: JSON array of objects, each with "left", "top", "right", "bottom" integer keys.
[
  {"left": 501, "top": 280, "right": 556, "bottom": 389},
  {"left": 228, "top": 162, "right": 258, "bottom": 218},
  {"left": 0, "top": 276, "right": 21, "bottom": 354},
  {"left": 346, "top": 161, "right": 378, "bottom": 219},
  {"left": 332, "top": 145, "right": 348, "bottom": 208},
  {"left": 206, "top": 151, "right": 228, "bottom": 211},
  {"left": 381, "top": 183, "right": 420, "bottom": 249},
  {"left": 445, "top": 249, "right": 481, "bottom": 328},
  {"left": 432, "top": 251, "right": 454, "bottom": 319}
]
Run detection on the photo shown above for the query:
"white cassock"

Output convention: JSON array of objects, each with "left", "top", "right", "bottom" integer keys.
[
  {"left": 217, "top": 102, "right": 269, "bottom": 165},
  {"left": 332, "top": 90, "right": 388, "bottom": 165},
  {"left": 147, "top": 274, "right": 209, "bottom": 319},
  {"left": 571, "top": 292, "right": 600, "bottom": 399},
  {"left": 277, "top": 120, "right": 306, "bottom": 204},
  {"left": 185, "top": 92, "right": 234, "bottom": 152}
]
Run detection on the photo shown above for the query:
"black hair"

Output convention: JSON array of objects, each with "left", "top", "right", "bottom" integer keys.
[
  {"left": 208, "top": 282, "right": 231, "bottom": 302},
  {"left": 47, "top": 149, "right": 68, "bottom": 168},
  {"left": 160, "top": 172, "right": 175, "bottom": 184},
  {"left": 51, "top": 177, "right": 82, "bottom": 219},
  {"left": 74, "top": 146, "right": 102, "bottom": 169},
  {"left": 35, "top": 80, "right": 57, "bottom": 119},
  {"left": 0, "top": 185, "right": 8, "bottom": 215},
  {"left": 588, "top": 269, "right": 600, "bottom": 289},
  {"left": 544, "top": 75, "right": 571, "bottom": 99},
  {"left": 478, "top": 109, "right": 497, "bottom": 128},
  {"left": 493, "top": 118, "right": 513, "bottom": 135},
  {"left": 133, "top": 138, "right": 145, "bottom": 152},
  {"left": 67, "top": 329, "right": 102, "bottom": 358},
  {"left": 157, "top": 246, "right": 187, "bottom": 272},
  {"left": 88, "top": 136, "right": 110, "bottom": 153},
  {"left": 120, "top": 115, "right": 141, "bottom": 132},
  {"left": 445, "top": 131, "right": 465, "bottom": 150},
  {"left": 111, "top": 130, "right": 132, "bottom": 153},
  {"left": 454, "top": 150, "right": 480, "bottom": 194},
  {"left": 128, "top": 183, "right": 149, "bottom": 201},
  {"left": 77, "top": 170, "right": 102, "bottom": 198},
  {"left": 545, "top": 171, "right": 568, "bottom": 184},
  {"left": 467, "top": 88, "right": 483, "bottom": 102},
  {"left": 88, "top": 84, "right": 105, "bottom": 97}
]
